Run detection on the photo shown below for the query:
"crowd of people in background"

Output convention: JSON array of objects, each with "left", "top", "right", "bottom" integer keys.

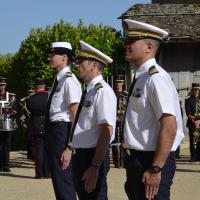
[{"left": 1, "top": 18, "right": 200, "bottom": 200}]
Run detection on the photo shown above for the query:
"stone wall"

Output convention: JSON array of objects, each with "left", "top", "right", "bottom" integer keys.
[{"left": 129, "top": 14, "right": 200, "bottom": 39}]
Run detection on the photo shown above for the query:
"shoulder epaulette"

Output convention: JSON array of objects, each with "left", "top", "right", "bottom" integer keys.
[
  {"left": 148, "top": 66, "right": 158, "bottom": 76},
  {"left": 122, "top": 91, "right": 128, "bottom": 95},
  {"left": 66, "top": 71, "right": 72, "bottom": 78},
  {"left": 8, "top": 92, "right": 16, "bottom": 96},
  {"left": 185, "top": 96, "right": 190, "bottom": 100},
  {"left": 20, "top": 96, "right": 28, "bottom": 102},
  {"left": 95, "top": 83, "right": 103, "bottom": 90},
  {"left": 120, "top": 91, "right": 128, "bottom": 98}
]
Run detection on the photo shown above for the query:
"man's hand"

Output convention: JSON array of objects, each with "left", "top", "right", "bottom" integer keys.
[
  {"left": 142, "top": 170, "right": 161, "bottom": 200},
  {"left": 60, "top": 148, "right": 72, "bottom": 170},
  {"left": 82, "top": 166, "right": 99, "bottom": 193}
]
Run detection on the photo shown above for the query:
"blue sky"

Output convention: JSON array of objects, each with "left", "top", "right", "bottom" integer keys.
[{"left": 0, "top": 0, "right": 150, "bottom": 54}]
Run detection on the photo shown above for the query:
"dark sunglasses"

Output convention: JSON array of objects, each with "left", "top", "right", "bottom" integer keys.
[{"left": 123, "top": 38, "right": 142, "bottom": 46}]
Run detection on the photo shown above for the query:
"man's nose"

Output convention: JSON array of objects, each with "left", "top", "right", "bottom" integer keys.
[{"left": 75, "top": 64, "right": 80, "bottom": 68}]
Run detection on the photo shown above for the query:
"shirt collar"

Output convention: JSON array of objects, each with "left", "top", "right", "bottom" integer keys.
[
  {"left": 87, "top": 75, "right": 103, "bottom": 92},
  {"left": 56, "top": 66, "right": 70, "bottom": 81},
  {"left": 135, "top": 58, "right": 157, "bottom": 79},
  {"left": 35, "top": 89, "right": 46, "bottom": 93}
]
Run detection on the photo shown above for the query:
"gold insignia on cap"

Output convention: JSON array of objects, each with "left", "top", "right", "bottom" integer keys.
[
  {"left": 149, "top": 66, "right": 158, "bottom": 76},
  {"left": 95, "top": 83, "right": 103, "bottom": 90},
  {"left": 79, "top": 50, "right": 108, "bottom": 65},
  {"left": 66, "top": 72, "right": 72, "bottom": 77},
  {"left": 123, "top": 19, "right": 168, "bottom": 41},
  {"left": 128, "top": 30, "right": 163, "bottom": 40}
]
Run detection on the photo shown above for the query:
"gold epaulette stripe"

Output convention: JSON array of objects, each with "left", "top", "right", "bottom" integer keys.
[
  {"left": 95, "top": 83, "right": 103, "bottom": 90},
  {"left": 20, "top": 96, "right": 28, "bottom": 102},
  {"left": 149, "top": 66, "right": 158, "bottom": 76},
  {"left": 8, "top": 92, "right": 16, "bottom": 96},
  {"left": 66, "top": 72, "right": 72, "bottom": 77},
  {"left": 122, "top": 91, "right": 128, "bottom": 95}
]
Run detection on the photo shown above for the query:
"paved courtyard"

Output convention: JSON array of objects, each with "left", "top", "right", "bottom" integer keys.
[{"left": 0, "top": 143, "right": 200, "bottom": 200}]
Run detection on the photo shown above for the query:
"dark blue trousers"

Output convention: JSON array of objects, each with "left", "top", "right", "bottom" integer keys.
[
  {"left": 124, "top": 150, "right": 176, "bottom": 200},
  {"left": 32, "top": 135, "right": 49, "bottom": 178},
  {"left": 0, "top": 132, "right": 11, "bottom": 169},
  {"left": 46, "top": 122, "right": 76, "bottom": 200},
  {"left": 72, "top": 148, "right": 110, "bottom": 200}
]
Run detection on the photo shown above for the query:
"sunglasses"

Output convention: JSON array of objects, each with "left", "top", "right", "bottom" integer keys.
[{"left": 123, "top": 38, "right": 142, "bottom": 46}]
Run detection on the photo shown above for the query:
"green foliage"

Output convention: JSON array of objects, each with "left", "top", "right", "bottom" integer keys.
[
  {"left": 0, "top": 53, "right": 15, "bottom": 76},
  {"left": 11, "top": 19, "right": 123, "bottom": 97}
]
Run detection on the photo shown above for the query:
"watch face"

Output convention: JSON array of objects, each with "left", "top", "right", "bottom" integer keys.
[{"left": 151, "top": 166, "right": 161, "bottom": 173}]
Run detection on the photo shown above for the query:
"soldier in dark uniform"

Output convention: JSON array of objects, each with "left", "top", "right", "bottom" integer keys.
[
  {"left": 19, "top": 87, "right": 35, "bottom": 159},
  {"left": 112, "top": 75, "right": 127, "bottom": 168},
  {"left": 26, "top": 78, "right": 49, "bottom": 178},
  {"left": 0, "top": 76, "right": 17, "bottom": 172},
  {"left": 185, "top": 83, "right": 200, "bottom": 161}
]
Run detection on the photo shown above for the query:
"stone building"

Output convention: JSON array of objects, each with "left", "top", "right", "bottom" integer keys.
[
  {"left": 119, "top": 0, "right": 200, "bottom": 132},
  {"left": 119, "top": 0, "right": 200, "bottom": 91}
]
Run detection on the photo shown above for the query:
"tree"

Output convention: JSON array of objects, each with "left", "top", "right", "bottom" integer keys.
[
  {"left": 11, "top": 19, "right": 123, "bottom": 97},
  {"left": 0, "top": 53, "right": 14, "bottom": 76}
]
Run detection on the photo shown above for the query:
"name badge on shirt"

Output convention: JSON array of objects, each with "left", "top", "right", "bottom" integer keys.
[
  {"left": 83, "top": 100, "right": 91, "bottom": 107},
  {"left": 132, "top": 88, "right": 141, "bottom": 98}
]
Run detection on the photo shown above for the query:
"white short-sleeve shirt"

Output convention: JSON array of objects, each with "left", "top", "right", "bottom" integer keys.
[
  {"left": 49, "top": 66, "right": 82, "bottom": 122},
  {"left": 72, "top": 75, "right": 117, "bottom": 148},
  {"left": 123, "top": 58, "right": 184, "bottom": 151}
]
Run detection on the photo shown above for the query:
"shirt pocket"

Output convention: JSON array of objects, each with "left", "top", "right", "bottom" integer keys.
[
  {"left": 131, "top": 96, "right": 146, "bottom": 115},
  {"left": 51, "top": 92, "right": 62, "bottom": 111},
  {"left": 79, "top": 106, "right": 94, "bottom": 130}
]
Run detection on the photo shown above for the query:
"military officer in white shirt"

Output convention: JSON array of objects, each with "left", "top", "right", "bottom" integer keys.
[
  {"left": 70, "top": 41, "right": 117, "bottom": 200},
  {"left": 46, "top": 42, "right": 81, "bottom": 200},
  {"left": 122, "top": 19, "right": 184, "bottom": 200}
]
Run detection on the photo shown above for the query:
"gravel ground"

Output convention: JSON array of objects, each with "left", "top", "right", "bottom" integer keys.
[{"left": 0, "top": 143, "right": 200, "bottom": 200}]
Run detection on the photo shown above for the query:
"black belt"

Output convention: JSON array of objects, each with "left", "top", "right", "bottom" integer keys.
[
  {"left": 127, "top": 149, "right": 175, "bottom": 156},
  {"left": 126, "top": 149, "right": 154, "bottom": 156},
  {"left": 32, "top": 115, "right": 45, "bottom": 119},
  {"left": 49, "top": 121, "right": 70, "bottom": 127},
  {"left": 74, "top": 147, "right": 96, "bottom": 153}
]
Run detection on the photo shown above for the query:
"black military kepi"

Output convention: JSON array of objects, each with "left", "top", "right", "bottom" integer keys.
[
  {"left": 115, "top": 75, "right": 124, "bottom": 83},
  {"left": 35, "top": 77, "right": 46, "bottom": 85},
  {"left": 192, "top": 83, "right": 200, "bottom": 90},
  {"left": 47, "top": 42, "right": 73, "bottom": 60},
  {"left": 0, "top": 76, "right": 7, "bottom": 85}
]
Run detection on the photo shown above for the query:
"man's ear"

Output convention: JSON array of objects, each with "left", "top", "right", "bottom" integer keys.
[
  {"left": 63, "top": 54, "right": 68, "bottom": 62},
  {"left": 146, "top": 42, "right": 153, "bottom": 53},
  {"left": 90, "top": 61, "right": 98, "bottom": 71}
]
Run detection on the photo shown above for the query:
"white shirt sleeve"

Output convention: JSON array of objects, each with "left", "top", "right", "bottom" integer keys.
[
  {"left": 148, "top": 75, "right": 177, "bottom": 120},
  {"left": 65, "top": 78, "right": 82, "bottom": 106},
  {"left": 96, "top": 88, "right": 117, "bottom": 127}
]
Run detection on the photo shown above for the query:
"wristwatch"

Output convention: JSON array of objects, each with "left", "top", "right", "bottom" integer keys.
[
  {"left": 66, "top": 144, "right": 73, "bottom": 151},
  {"left": 149, "top": 165, "right": 162, "bottom": 173}
]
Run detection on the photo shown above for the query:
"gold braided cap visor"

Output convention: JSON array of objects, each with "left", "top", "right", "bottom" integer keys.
[
  {"left": 126, "top": 30, "right": 163, "bottom": 41},
  {"left": 79, "top": 51, "right": 108, "bottom": 65}
]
